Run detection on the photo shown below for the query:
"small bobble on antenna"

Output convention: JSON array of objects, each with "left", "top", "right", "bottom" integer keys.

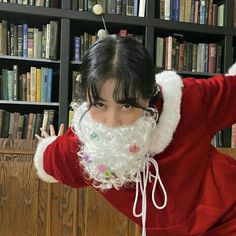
[
  {"left": 93, "top": 4, "right": 103, "bottom": 15},
  {"left": 97, "top": 29, "right": 108, "bottom": 40}
]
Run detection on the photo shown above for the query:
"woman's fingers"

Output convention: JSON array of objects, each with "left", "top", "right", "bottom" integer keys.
[
  {"left": 35, "top": 134, "right": 42, "bottom": 140},
  {"left": 36, "top": 124, "right": 64, "bottom": 140},
  {"left": 40, "top": 128, "right": 49, "bottom": 138},
  {"left": 58, "top": 123, "right": 64, "bottom": 136},
  {"left": 50, "top": 124, "right": 56, "bottom": 136}
]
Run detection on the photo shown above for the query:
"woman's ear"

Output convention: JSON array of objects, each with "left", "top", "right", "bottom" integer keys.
[{"left": 144, "top": 99, "right": 150, "bottom": 108}]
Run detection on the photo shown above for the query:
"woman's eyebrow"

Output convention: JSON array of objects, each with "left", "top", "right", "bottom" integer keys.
[{"left": 94, "top": 97, "right": 107, "bottom": 102}]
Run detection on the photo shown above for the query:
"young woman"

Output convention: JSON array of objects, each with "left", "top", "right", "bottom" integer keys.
[{"left": 34, "top": 36, "right": 236, "bottom": 236}]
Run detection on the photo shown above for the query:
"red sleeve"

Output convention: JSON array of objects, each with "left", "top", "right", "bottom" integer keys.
[
  {"left": 194, "top": 74, "right": 236, "bottom": 136},
  {"left": 43, "top": 128, "right": 89, "bottom": 188}
]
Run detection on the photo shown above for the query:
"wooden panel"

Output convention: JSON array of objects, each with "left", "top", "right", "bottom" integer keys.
[
  {"left": 2, "top": 138, "right": 235, "bottom": 236},
  {"left": 0, "top": 139, "right": 38, "bottom": 236},
  {"left": 217, "top": 148, "right": 236, "bottom": 159},
  {"left": 0, "top": 138, "right": 140, "bottom": 236},
  {"left": 79, "top": 187, "right": 140, "bottom": 236}
]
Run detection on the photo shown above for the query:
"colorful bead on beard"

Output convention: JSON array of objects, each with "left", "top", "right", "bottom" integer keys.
[{"left": 72, "top": 102, "right": 158, "bottom": 190}]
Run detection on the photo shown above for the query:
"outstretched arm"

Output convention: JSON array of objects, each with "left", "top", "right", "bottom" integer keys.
[
  {"left": 34, "top": 124, "right": 89, "bottom": 188},
  {"left": 195, "top": 63, "right": 236, "bottom": 137}
]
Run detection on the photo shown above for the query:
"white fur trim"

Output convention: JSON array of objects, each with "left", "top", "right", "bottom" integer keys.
[
  {"left": 226, "top": 62, "right": 236, "bottom": 76},
  {"left": 34, "top": 136, "right": 59, "bottom": 183},
  {"left": 150, "top": 71, "right": 183, "bottom": 154}
]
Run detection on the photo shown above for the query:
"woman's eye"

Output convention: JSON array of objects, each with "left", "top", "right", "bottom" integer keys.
[
  {"left": 94, "top": 103, "right": 105, "bottom": 109},
  {"left": 121, "top": 104, "right": 132, "bottom": 110}
]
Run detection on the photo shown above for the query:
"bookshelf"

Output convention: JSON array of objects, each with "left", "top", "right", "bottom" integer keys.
[{"left": 0, "top": 0, "right": 235, "bottom": 142}]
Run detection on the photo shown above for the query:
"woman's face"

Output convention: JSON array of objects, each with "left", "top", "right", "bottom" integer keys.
[{"left": 88, "top": 79, "right": 149, "bottom": 127}]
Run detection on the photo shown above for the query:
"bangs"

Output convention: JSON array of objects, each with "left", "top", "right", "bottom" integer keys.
[{"left": 87, "top": 70, "right": 144, "bottom": 108}]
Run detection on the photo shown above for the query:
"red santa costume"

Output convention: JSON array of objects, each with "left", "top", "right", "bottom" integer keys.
[{"left": 34, "top": 64, "right": 236, "bottom": 236}]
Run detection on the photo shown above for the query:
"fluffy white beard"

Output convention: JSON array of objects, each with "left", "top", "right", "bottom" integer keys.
[{"left": 72, "top": 102, "right": 158, "bottom": 190}]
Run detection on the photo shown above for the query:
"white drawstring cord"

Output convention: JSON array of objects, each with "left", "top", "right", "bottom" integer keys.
[{"left": 132, "top": 158, "right": 167, "bottom": 236}]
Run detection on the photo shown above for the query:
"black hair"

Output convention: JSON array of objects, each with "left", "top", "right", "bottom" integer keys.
[{"left": 77, "top": 36, "right": 157, "bottom": 109}]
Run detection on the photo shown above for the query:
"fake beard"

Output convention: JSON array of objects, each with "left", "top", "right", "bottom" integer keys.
[{"left": 72, "top": 102, "right": 158, "bottom": 190}]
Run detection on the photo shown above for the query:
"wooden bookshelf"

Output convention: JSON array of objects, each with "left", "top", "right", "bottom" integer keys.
[{"left": 0, "top": 0, "right": 235, "bottom": 135}]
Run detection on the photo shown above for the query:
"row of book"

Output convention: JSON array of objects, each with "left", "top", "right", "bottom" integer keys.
[
  {"left": 160, "top": 0, "right": 224, "bottom": 26},
  {"left": 0, "top": 0, "right": 59, "bottom": 7},
  {"left": 0, "top": 20, "right": 59, "bottom": 60},
  {"left": 212, "top": 126, "right": 236, "bottom": 148},
  {"left": 71, "top": 0, "right": 147, "bottom": 17},
  {"left": 155, "top": 36, "right": 222, "bottom": 73},
  {"left": 73, "top": 30, "right": 144, "bottom": 62},
  {"left": 0, "top": 109, "right": 56, "bottom": 139},
  {"left": 0, "top": 66, "right": 53, "bottom": 102}
]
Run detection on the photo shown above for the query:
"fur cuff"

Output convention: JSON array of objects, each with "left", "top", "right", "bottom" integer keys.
[
  {"left": 226, "top": 62, "right": 236, "bottom": 76},
  {"left": 34, "top": 136, "right": 58, "bottom": 183},
  {"left": 150, "top": 71, "right": 183, "bottom": 154}
]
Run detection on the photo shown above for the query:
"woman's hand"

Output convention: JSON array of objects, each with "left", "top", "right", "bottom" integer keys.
[{"left": 35, "top": 123, "right": 64, "bottom": 141}]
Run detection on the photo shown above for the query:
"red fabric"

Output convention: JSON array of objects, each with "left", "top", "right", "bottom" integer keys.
[
  {"left": 43, "top": 128, "right": 89, "bottom": 188},
  {"left": 42, "top": 74, "right": 236, "bottom": 235}
]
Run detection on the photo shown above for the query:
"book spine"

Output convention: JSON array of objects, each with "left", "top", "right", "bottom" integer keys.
[
  {"left": 22, "top": 23, "right": 28, "bottom": 57},
  {"left": 13, "top": 65, "right": 18, "bottom": 101},
  {"left": 138, "top": 0, "right": 146, "bottom": 17},
  {"left": 46, "top": 68, "right": 53, "bottom": 102},
  {"left": 17, "top": 24, "right": 23, "bottom": 56}
]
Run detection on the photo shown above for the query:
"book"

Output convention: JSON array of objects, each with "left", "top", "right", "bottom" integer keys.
[
  {"left": 0, "top": 20, "right": 7, "bottom": 55},
  {"left": 46, "top": 68, "right": 53, "bottom": 102},
  {"left": 126, "top": 0, "right": 134, "bottom": 16},
  {"left": 138, "top": 0, "right": 146, "bottom": 17},
  {"left": 27, "top": 28, "right": 34, "bottom": 58},
  {"left": 0, "top": 109, "right": 4, "bottom": 137},
  {"left": 22, "top": 114, "right": 29, "bottom": 139},
  {"left": 36, "top": 68, "right": 41, "bottom": 102},
  {"left": 49, "top": 21, "right": 58, "bottom": 60},
  {"left": 107, "top": 0, "right": 116, "bottom": 14},
  {"left": 7, "top": 70, "right": 14, "bottom": 101},
  {"left": 172, "top": 0, "right": 179, "bottom": 21},
  {"left": 8, "top": 113, "right": 15, "bottom": 139},
  {"left": 13, "top": 65, "right": 18, "bottom": 101},
  {"left": 71, "top": 70, "right": 81, "bottom": 103},
  {"left": 46, "top": 109, "right": 55, "bottom": 133},
  {"left": 217, "top": 3, "right": 224, "bottom": 26},
  {"left": 155, "top": 37, "right": 164, "bottom": 69},
  {"left": 26, "top": 113, "right": 34, "bottom": 139},
  {"left": 35, "top": 113, "right": 43, "bottom": 137},
  {"left": 16, "top": 115, "right": 24, "bottom": 139},
  {"left": 2, "top": 110, "right": 10, "bottom": 138},
  {"left": 231, "top": 124, "right": 236, "bottom": 148},
  {"left": 184, "top": 0, "right": 192, "bottom": 22},
  {"left": 2, "top": 69, "right": 8, "bottom": 100},
  {"left": 22, "top": 23, "right": 28, "bottom": 57},
  {"left": 30, "top": 67, "right": 37, "bottom": 102},
  {"left": 42, "top": 109, "right": 49, "bottom": 131},
  {"left": 199, "top": 0, "right": 206, "bottom": 24},
  {"left": 164, "top": 36, "right": 172, "bottom": 70},
  {"left": 164, "top": 0, "right": 170, "bottom": 20},
  {"left": 41, "top": 67, "right": 47, "bottom": 102},
  {"left": 74, "top": 36, "right": 81, "bottom": 61},
  {"left": 208, "top": 43, "right": 217, "bottom": 73},
  {"left": 45, "top": 23, "right": 51, "bottom": 59},
  {"left": 17, "top": 24, "right": 23, "bottom": 56},
  {"left": 12, "top": 112, "right": 20, "bottom": 139}
]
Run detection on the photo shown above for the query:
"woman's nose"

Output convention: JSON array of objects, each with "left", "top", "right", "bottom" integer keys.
[{"left": 105, "top": 110, "right": 122, "bottom": 127}]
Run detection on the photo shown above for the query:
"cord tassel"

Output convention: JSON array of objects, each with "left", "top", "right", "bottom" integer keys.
[{"left": 133, "top": 158, "right": 167, "bottom": 236}]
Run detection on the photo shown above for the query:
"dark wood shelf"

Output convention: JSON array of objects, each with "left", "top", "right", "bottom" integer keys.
[
  {"left": 0, "top": 2, "right": 63, "bottom": 19},
  {"left": 0, "top": 0, "right": 235, "bottom": 128},
  {"left": 152, "top": 19, "right": 227, "bottom": 35},
  {"left": 0, "top": 101, "right": 59, "bottom": 106},
  {"left": 0, "top": 55, "right": 60, "bottom": 64}
]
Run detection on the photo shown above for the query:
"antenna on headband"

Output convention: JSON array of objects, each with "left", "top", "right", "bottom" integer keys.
[{"left": 93, "top": 3, "right": 109, "bottom": 40}]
